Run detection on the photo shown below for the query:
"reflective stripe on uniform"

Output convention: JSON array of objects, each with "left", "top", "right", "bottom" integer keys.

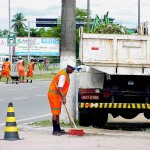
[
  {"left": 48, "top": 89, "right": 59, "bottom": 95},
  {"left": 51, "top": 107, "right": 61, "bottom": 110}
]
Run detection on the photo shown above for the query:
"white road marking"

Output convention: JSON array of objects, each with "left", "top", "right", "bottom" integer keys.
[
  {"left": 13, "top": 97, "right": 28, "bottom": 100},
  {"left": 36, "top": 95, "right": 46, "bottom": 97},
  {"left": 6, "top": 89, "right": 17, "bottom": 91},
  {"left": 28, "top": 87, "right": 37, "bottom": 89},
  {"left": 0, "top": 114, "right": 51, "bottom": 127},
  {"left": 0, "top": 100, "right": 3, "bottom": 101}
]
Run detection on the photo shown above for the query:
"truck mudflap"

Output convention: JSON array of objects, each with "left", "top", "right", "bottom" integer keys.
[{"left": 79, "top": 102, "right": 150, "bottom": 109}]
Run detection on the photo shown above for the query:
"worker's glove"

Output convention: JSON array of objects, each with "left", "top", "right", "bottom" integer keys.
[{"left": 77, "top": 67, "right": 82, "bottom": 71}]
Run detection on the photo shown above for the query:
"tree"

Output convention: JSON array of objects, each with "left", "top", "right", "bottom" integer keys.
[
  {"left": 76, "top": 8, "right": 88, "bottom": 20},
  {"left": 11, "top": 13, "right": 27, "bottom": 36},
  {"left": 30, "top": 28, "right": 39, "bottom": 37},
  {"left": 2, "top": 29, "right": 9, "bottom": 37}
]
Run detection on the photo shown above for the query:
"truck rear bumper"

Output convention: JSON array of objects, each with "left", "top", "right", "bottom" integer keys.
[{"left": 79, "top": 102, "right": 150, "bottom": 109}]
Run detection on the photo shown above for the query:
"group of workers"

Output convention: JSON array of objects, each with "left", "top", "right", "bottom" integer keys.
[{"left": 0, "top": 56, "right": 36, "bottom": 84}]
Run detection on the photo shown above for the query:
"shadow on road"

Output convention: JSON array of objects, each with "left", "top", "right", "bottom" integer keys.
[{"left": 103, "top": 122, "right": 150, "bottom": 131}]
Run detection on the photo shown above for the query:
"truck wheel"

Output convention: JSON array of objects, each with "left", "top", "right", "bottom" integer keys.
[
  {"left": 144, "top": 111, "right": 150, "bottom": 119},
  {"left": 91, "top": 112, "right": 108, "bottom": 128},
  {"left": 120, "top": 111, "right": 138, "bottom": 119},
  {"left": 79, "top": 113, "right": 90, "bottom": 127}
]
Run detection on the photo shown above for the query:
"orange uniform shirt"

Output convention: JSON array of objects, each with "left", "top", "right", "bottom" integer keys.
[
  {"left": 47, "top": 69, "right": 70, "bottom": 115},
  {"left": 17, "top": 60, "right": 25, "bottom": 76},
  {"left": 26, "top": 62, "right": 35, "bottom": 77},
  {"left": 1, "top": 61, "right": 11, "bottom": 78}
]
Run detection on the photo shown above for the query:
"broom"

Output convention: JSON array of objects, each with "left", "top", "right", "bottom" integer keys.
[{"left": 64, "top": 104, "right": 85, "bottom": 136}]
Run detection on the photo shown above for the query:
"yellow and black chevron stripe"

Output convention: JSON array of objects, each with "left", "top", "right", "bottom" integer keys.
[{"left": 79, "top": 103, "right": 150, "bottom": 109}]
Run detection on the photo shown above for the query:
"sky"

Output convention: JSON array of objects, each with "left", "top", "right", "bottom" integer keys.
[{"left": 0, "top": 0, "right": 149, "bottom": 30}]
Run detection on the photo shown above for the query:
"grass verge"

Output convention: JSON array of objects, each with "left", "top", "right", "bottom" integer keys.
[
  {"left": 0, "top": 72, "right": 56, "bottom": 82},
  {"left": 28, "top": 119, "right": 150, "bottom": 132},
  {"left": 28, "top": 120, "right": 74, "bottom": 128}
]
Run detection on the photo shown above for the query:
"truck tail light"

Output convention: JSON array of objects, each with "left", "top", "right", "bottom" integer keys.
[{"left": 103, "top": 90, "right": 111, "bottom": 99}]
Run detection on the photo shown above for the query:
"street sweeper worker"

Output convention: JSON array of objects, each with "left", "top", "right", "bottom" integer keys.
[
  {"left": 26, "top": 58, "right": 36, "bottom": 83},
  {"left": 17, "top": 56, "right": 25, "bottom": 83},
  {"left": 47, "top": 65, "right": 79, "bottom": 136},
  {"left": 0, "top": 58, "right": 11, "bottom": 84}
]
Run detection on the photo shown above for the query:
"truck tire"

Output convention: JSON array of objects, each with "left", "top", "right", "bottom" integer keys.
[
  {"left": 91, "top": 112, "right": 108, "bottom": 128},
  {"left": 120, "top": 110, "right": 138, "bottom": 119},
  {"left": 144, "top": 111, "right": 150, "bottom": 119},
  {"left": 79, "top": 113, "right": 90, "bottom": 127}
]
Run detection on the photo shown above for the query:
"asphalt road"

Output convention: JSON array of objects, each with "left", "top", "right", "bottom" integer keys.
[{"left": 0, "top": 80, "right": 51, "bottom": 127}]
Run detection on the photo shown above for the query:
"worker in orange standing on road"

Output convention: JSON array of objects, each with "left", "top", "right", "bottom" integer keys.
[
  {"left": 0, "top": 58, "right": 11, "bottom": 84},
  {"left": 17, "top": 56, "right": 25, "bottom": 83},
  {"left": 26, "top": 58, "right": 36, "bottom": 83},
  {"left": 47, "top": 65, "right": 79, "bottom": 136}
]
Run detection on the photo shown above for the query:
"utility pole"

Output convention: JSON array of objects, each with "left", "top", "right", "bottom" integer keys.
[
  {"left": 8, "top": 0, "right": 12, "bottom": 65},
  {"left": 61, "top": 0, "right": 76, "bottom": 121},
  {"left": 28, "top": 21, "right": 30, "bottom": 62},
  {"left": 87, "top": 0, "right": 90, "bottom": 33},
  {"left": 138, "top": 0, "right": 140, "bottom": 34}
]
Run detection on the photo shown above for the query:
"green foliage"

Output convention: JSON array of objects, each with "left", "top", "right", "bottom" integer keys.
[
  {"left": 37, "top": 62, "right": 44, "bottom": 72},
  {"left": 11, "top": 12, "right": 27, "bottom": 35},
  {"left": 91, "top": 12, "right": 135, "bottom": 34},
  {"left": 30, "top": 28, "right": 39, "bottom": 37},
  {"left": 93, "top": 24, "right": 126, "bottom": 34},
  {"left": 76, "top": 8, "right": 88, "bottom": 20},
  {"left": 17, "top": 28, "right": 28, "bottom": 37},
  {"left": 33, "top": 73, "right": 55, "bottom": 79}
]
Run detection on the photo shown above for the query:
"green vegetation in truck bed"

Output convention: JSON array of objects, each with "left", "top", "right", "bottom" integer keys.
[{"left": 90, "top": 12, "right": 136, "bottom": 34}]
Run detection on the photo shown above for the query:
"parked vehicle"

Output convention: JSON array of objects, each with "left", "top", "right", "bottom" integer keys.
[{"left": 78, "top": 28, "right": 150, "bottom": 128}]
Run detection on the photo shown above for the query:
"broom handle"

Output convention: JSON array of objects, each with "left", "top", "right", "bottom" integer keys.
[{"left": 64, "top": 104, "right": 77, "bottom": 128}]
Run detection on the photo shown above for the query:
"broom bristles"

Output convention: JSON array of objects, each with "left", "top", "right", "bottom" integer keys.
[{"left": 68, "top": 129, "right": 85, "bottom": 136}]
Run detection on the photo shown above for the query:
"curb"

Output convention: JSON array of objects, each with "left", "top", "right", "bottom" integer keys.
[{"left": 19, "top": 124, "right": 150, "bottom": 138}]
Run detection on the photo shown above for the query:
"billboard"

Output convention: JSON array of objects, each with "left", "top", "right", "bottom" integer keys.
[
  {"left": 0, "top": 38, "right": 9, "bottom": 55},
  {"left": 0, "top": 37, "right": 60, "bottom": 56}
]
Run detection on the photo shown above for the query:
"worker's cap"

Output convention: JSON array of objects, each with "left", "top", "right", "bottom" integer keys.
[
  {"left": 19, "top": 56, "right": 22, "bottom": 59},
  {"left": 68, "top": 65, "right": 79, "bottom": 71}
]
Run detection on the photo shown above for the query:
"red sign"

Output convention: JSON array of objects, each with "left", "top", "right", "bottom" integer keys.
[{"left": 91, "top": 47, "right": 99, "bottom": 50}]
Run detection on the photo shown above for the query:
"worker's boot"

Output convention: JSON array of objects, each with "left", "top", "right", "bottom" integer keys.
[
  {"left": 52, "top": 121, "right": 62, "bottom": 136},
  {"left": 29, "top": 80, "right": 32, "bottom": 83},
  {"left": 57, "top": 123, "right": 66, "bottom": 134},
  {"left": 26, "top": 79, "right": 28, "bottom": 83}
]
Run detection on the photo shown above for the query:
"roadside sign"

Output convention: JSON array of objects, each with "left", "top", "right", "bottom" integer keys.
[
  {"left": 36, "top": 18, "right": 84, "bottom": 28},
  {"left": 36, "top": 18, "right": 59, "bottom": 27},
  {"left": 7, "top": 34, "right": 16, "bottom": 46}
]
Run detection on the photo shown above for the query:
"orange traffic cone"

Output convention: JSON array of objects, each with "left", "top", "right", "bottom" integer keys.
[{"left": 3, "top": 102, "right": 20, "bottom": 140}]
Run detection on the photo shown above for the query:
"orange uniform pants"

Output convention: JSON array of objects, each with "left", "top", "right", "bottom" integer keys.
[
  {"left": 1, "top": 70, "right": 10, "bottom": 78},
  {"left": 48, "top": 92, "right": 62, "bottom": 115},
  {"left": 18, "top": 70, "right": 25, "bottom": 76},
  {"left": 26, "top": 70, "right": 33, "bottom": 77}
]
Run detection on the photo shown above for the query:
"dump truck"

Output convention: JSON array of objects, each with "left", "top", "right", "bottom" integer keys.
[{"left": 78, "top": 28, "right": 150, "bottom": 128}]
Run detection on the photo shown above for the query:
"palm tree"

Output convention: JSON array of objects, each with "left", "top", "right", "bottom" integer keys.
[
  {"left": 11, "top": 12, "right": 27, "bottom": 35},
  {"left": 2, "top": 29, "right": 9, "bottom": 37}
]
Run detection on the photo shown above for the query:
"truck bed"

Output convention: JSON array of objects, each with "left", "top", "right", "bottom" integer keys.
[{"left": 79, "top": 33, "right": 150, "bottom": 75}]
